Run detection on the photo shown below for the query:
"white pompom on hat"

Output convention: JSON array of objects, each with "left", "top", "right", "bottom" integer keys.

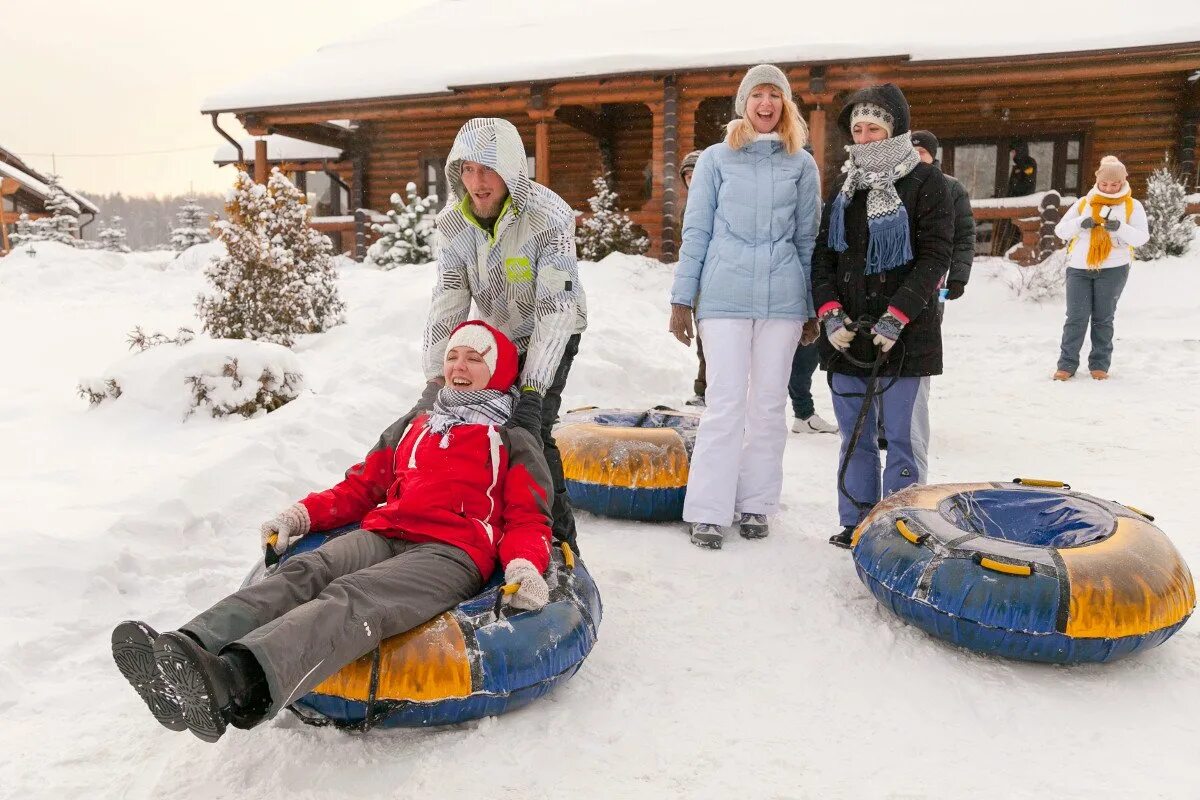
[
  {"left": 734, "top": 64, "right": 792, "bottom": 117},
  {"left": 1095, "top": 155, "right": 1128, "bottom": 183}
]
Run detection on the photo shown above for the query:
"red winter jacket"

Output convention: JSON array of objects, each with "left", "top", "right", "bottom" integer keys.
[{"left": 298, "top": 413, "right": 553, "bottom": 581}]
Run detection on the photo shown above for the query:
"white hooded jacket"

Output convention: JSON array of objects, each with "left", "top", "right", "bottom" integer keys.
[{"left": 422, "top": 118, "right": 587, "bottom": 393}]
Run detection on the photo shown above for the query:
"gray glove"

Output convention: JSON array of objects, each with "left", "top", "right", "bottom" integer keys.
[
  {"left": 260, "top": 504, "right": 310, "bottom": 561},
  {"left": 503, "top": 558, "right": 550, "bottom": 611},
  {"left": 1104, "top": 218, "right": 1121, "bottom": 232},
  {"left": 1080, "top": 217, "right": 1096, "bottom": 230},
  {"left": 822, "top": 308, "right": 855, "bottom": 352}
]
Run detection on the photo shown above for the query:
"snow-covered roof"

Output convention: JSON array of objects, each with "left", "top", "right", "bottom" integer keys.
[
  {"left": 0, "top": 158, "right": 99, "bottom": 215},
  {"left": 201, "top": 0, "right": 1200, "bottom": 112},
  {"left": 213, "top": 134, "right": 344, "bottom": 165}
]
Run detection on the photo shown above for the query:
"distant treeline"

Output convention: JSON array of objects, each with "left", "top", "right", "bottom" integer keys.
[{"left": 79, "top": 192, "right": 226, "bottom": 251}]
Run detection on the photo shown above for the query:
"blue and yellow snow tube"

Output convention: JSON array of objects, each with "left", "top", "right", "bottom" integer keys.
[
  {"left": 851, "top": 480, "right": 1194, "bottom": 663},
  {"left": 241, "top": 526, "right": 601, "bottom": 728},
  {"left": 555, "top": 406, "right": 700, "bottom": 521}
]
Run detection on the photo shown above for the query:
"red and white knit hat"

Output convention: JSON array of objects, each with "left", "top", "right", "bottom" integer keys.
[{"left": 446, "top": 320, "right": 519, "bottom": 391}]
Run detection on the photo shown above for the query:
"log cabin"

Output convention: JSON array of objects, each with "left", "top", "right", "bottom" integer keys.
[
  {"left": 1, "top": 145, "right": 98, "bottom": 255},
  {"left": 200, "top": 1, "right": 1200, "bottom": 261}
]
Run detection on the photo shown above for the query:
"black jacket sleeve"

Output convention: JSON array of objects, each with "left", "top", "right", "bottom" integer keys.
[
  {"left": 889, "top": 170, "right": 954, "bottom": 322},
  {"left": 810, "top": 180, "right": 843, "bottom": 314},
  {"left": 948, "top": 178, "right": 975, "bottom": 286}
]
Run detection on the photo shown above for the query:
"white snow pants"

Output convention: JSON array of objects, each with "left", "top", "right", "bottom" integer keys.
[{"left": 682, "top": 318, "right": 804, "bottom": 526}]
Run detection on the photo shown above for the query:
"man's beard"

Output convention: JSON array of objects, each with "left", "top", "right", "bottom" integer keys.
[{"left": 469, "top": 194, "right": 506, "bottom": 219}]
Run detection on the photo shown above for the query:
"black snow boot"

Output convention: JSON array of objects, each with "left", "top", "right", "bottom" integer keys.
[
  {"left": 111, "top": 621, "right": 185, "bottom": 731},
  {"left": 153, "top": 632, "right": 263, "bottom": 743},
  {"left": 828, "top": 526, "right": 856, "bottom": 549}
]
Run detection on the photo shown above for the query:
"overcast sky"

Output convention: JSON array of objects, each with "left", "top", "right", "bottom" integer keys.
[{"left": 1, "top": 1, "right": 430, "bottom": 198}]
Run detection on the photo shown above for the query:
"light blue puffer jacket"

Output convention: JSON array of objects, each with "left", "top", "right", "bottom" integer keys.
[{"left": 670, "top": 137, "right": 820, "bottom": 320}]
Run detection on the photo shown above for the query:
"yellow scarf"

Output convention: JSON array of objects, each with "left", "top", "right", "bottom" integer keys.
[{"left": 1079, "top": 189, "right": 1133, "bottom": 269}]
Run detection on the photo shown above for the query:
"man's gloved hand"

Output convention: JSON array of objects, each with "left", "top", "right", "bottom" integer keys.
[
  {"left": 1080, "top": 217, "right": 1096, "bottom": 230},
  {"left": 506, "top": 388, "right": 544, "bottom": 438},
  {"left": 800, "top": 318, "right": 820, "bottom": 346},
  {"left": 669, "top": 304, "right": 695, "bottom": 346},
  {"left": 871, "top": 311, "right": 906, "bottom": 353},
  {"left": 260, "top": 504, "right": 310, "bottom": 562},
  {"left": 503, "top": 558, "right": 550, "bottom": 611},
  {"left": 821, "top": 308, "right": 856, "bottom": 352},
  {"left": 946, "top": 280, "right": 966, "bottom": 301},
  {"left": 1104, "top": 218, "right": 1122, "bottom": 232}
]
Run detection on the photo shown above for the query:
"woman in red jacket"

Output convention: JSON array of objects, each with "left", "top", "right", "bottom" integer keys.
[{"left": 111, "top": 321, "right": 554, "bottom": 743}]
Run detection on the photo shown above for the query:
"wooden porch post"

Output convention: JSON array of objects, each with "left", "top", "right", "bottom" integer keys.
[
  {"left": 530, "top": 110, "right": 554, "bottom": 185},
  {"left": 254, "top": 138, "right": 268, "bottom": 184},
  {"left": 648, "top": 98, "right": 667, "bottom": 260},
  {"left": 808, "top": 106, "right": 827, "bottom": 190},
  {"left": 661, "top": 75, "right": 680, "bottom": 261},
  {"left": 1182, "top": 74, "right": 1200, "bottom": 191}
]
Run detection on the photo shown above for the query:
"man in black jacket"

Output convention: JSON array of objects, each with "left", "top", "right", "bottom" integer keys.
[
  {"left": 811, "top": 85, "right": 954, "bottom": 547},
  {"left": 911, "top": 130, "right": 974, "bottom": 300}
]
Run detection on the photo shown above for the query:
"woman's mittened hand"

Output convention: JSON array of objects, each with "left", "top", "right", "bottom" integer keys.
[{"left": 822, "top": 310, "right": 855, "bottom": 352}]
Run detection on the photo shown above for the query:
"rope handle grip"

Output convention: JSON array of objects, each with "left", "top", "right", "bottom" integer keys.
[{"left": 977, "top": 555, "right": 1033, "bottom": 577}]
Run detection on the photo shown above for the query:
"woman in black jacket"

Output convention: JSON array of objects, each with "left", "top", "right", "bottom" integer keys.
[{"left": 811, "top": 84, "right": 954, "bottom": 548}]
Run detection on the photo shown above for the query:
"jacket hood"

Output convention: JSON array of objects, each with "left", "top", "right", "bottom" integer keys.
[
  {"left": 445, "top": 118, "right": 532, "bottom": 213},
  {"left": 838, "top": 84, "right": 911, "bottom": 138}
]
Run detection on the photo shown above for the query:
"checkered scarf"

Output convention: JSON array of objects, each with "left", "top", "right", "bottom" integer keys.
[
  {"left": 828, "top": 133, "right": 921, "bottom": 274},
  {"left": 427, "top": 386, "right": 517, "bottom": 444}
]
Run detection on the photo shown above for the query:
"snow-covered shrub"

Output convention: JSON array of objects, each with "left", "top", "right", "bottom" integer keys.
[
  {"left": 98, "top": 217, "right": 131, "bottom": 253},
  {"left": 367, "top": 182, "right": 437, "bottom": 268},
  {"left": 77, "top": 337, "right": 304, "bottom": 420},
  {"left": 1006, "top": 248, "right": 1067, "bottom": 302},
  {"left": 126, "top": 326, "right": 195, "bottom": 352},
  {"left": 171, "top": 197, "right": 212, "bottom": 252},
  {"left": 1136, "top": 160, "right": 1195, "bottom": 260},
  {"left": 196, "top": 169, "right": 345, "bottom": 347},
  {"left": 576, "top": 174, "right": 650, "bottom": 261},
  {"left": 77, "top": 378, "right": 122, "bottom": 406},
  {"left": 184, "top": 356, "right": 303, "bottom": 419},
  {"left": 9, "top": 175, "right": 81, "bottom": 248}
]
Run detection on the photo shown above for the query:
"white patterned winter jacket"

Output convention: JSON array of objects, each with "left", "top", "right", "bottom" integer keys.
[{"left": 423, "top": 118, "right": 587, "bottom": 394}]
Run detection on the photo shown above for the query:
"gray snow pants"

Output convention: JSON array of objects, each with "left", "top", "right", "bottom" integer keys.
[
  {"left": 1058, "top": 265, "right": 1130, "bottom": 374},
  {"left": 181, "top": 530, "right": 482, "bottom": 718}
]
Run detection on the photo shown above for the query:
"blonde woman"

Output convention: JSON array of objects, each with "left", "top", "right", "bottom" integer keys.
[{"left": 668, "top": 64, "right": 821, "bottom": 549}]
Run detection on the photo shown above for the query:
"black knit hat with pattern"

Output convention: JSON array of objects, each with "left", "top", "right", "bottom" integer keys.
[{"left": 837, "top": 83, "right": 911, "bottom": 138}]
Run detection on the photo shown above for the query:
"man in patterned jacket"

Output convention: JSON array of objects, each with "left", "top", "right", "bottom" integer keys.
[{"left": 420, "top": 117, "right": 587, "bottom": 551}]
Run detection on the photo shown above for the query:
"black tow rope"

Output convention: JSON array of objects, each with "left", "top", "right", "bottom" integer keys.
[{"left": 826, "top": 316, "right": 907, "bottom": 519}]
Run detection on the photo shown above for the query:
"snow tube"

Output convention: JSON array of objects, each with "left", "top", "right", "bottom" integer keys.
[
  {"left": 851, "top": 480, "right": 1195, "bottom": 663},
  {"left": 555, "top": 406, "right": 700, "bottom": 521},
  {"left": 240, "top": 526, "right": 602, "bottom": 729}
]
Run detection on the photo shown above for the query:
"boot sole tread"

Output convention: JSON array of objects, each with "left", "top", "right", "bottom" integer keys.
[
  {"left": 154, "top": 634, "right": 227, "bottom": 743},
  {"left": 111, "top": 622, "right": 186, "bottom": 732}
]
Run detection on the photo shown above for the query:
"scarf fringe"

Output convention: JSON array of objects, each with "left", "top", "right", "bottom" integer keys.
[
  {"left": 829, "top": 192, "right": 849, "bottom": 252},
  {"left": 865, "top": 206, "right": 913, "bottom": 274}
]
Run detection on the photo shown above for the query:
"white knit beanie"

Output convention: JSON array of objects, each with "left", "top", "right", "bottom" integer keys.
[
  {"left": 849, "top": 103, "right": 895, "bottom": 137},
  {"left": 446, "top": 322, "right": 499, "bottom": 376},
  {"left": 734, "top": 64, "right": 792, "bottom": 117}
]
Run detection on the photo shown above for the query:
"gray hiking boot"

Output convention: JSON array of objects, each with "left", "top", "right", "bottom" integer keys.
[
  {"left": 737, "top": 513, "right": 769, "bottom": 539},
  {"left": 689, "top": 523, "right": 724, "bottom": 550}
]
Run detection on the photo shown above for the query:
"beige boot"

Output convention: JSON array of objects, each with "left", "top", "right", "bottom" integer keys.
[
  {"left": 1090, "top": 370, "right": 1109, "bottom": 380},
  {"left": 1052, "top": 370, "right": 1073, "bottom": 381}
]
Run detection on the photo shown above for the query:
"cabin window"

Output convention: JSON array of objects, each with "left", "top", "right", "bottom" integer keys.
[
  {"left": 2, "top": 195, "right": 14, "bottom": 213},
  {"left": 420, "top": 155, "right": 447, "bottom": 209},
  {"left": 940, "top": 134, "right": 1085, "bottom": 199},
  {"left": 297, "top": 171, "right": 348, "bottom": 217}
]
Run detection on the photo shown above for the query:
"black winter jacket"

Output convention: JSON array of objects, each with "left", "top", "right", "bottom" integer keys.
[
  {"left": 812, "top": 162, "right": 954, "bottom": 377},
  {"left": 946, "top": 174, "right": 975, "bottom": 286}
]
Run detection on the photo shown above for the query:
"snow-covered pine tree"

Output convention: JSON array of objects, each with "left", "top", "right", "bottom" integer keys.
[
  {"left": 366, "top": 182, "right": 438, "bottom": 268},
  {"left": 98, "top": 216, "right": 131, "bottom": 253},
  {"left": 1136, "top": 158, "right": 1196, "bottom": 260},
  {"left": 576, "top": 174, "right": 650, "bottom": 261},
  {"left": 196, "top": 168, "right": 345, "bottom": 347},
  {"left": 171, "top": 196, "right": 212, "bottom": 252},
  {"left": 9, "top": 175, "right": 81, "bottom": 246}
]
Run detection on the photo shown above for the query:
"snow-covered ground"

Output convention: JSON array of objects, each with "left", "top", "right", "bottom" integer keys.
[{"left": 2, "top": 242, "right": 1198, "bottom": 799}]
